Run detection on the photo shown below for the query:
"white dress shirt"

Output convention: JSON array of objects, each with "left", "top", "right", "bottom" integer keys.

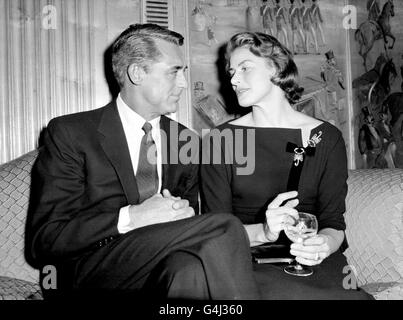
[{"left": 116, "top": 94, "right": 162, "bottom": 233}]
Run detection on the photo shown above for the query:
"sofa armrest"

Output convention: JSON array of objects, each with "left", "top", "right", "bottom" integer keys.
[{"left": 344, "top": 169, "right": 403, "bottom": 287}]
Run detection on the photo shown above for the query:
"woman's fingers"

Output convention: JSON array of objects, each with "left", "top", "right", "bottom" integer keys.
[
  {"left": 302, "top": 235, "right": 326, "bottom": 246},
  {"left": 290, "top": 235, "right": 331, "bottom": 266},
  {"left": 284, "top": 198, "right": 299, "bottom": 208},
  {"left": 267, "top": 206, "right": 298, "bottom": 218},
  {"left": 291, "top": 247, "right": 324, "bottom": 265},
  {"left": 294, "top": 255, "right": 322, "bottom": 266},
  {"left": 267, "top": 191, "right": 298, "bottom": 209}
]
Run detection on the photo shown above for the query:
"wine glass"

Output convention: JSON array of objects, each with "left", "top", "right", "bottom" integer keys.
[{"left": 284, "top": 212, "right": 318, "bottom": 277}]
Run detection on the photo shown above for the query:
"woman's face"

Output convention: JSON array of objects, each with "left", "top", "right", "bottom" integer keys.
[{"left": 229, "top": 47, "right": 276, "bottom": 108}]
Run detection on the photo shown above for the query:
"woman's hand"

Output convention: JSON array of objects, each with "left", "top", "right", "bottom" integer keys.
[
  {"left": 290, "top": 234, "right": 331, "bottom": 266},
  {"left": 290, "top": 228, "right": 344, "bottom": 265},
  {"left": 264, "top": 191, "right": 299, "bottom": 242}
]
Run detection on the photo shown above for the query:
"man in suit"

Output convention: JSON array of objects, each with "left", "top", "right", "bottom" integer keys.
[{"left": 27, "top": 24, "right": 259, "bottom": 300}]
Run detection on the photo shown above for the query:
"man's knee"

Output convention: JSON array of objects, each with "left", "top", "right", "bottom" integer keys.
[
  {"left": 145, "top": 251, "right": 209, "bottom": 299},
  {"left": 164, "top": 252, "right": 203, "bottom": 276}
]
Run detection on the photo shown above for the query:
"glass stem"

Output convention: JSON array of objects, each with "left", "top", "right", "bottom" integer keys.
[{"left": 295, "top": 264, "right": 303, "bottom": 271}]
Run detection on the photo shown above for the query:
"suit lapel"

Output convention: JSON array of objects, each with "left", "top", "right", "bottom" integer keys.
[{"left": 97, "top": 102, "right": 139, "bottom": 204}]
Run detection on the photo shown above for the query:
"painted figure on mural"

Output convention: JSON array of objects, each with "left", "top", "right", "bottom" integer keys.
[
  {"left": 261, "top": 0, "right": 275, "bottom": 35},
  {"left": 246, "top": 0, "right": 263, "bottom": 31},
  {"left": 380, "top": 65, "right": 403, "bottom": 168},
  {"left": 289, "top": 0, "right": 305, "bottom": 54},
  {"left": 192, "top": 1, "right": 207, "bottom": 32},
  {"left": 358, "top": 107, "right": 387, "bottom": 168},
  {"left": 274, "top": 0, "right": 289, "bottom": 48},
  {"left": 320, "top": 50, "right": 345, "bottom": 128},
  {"left": 301, "top": 0, "right": 318, "bottom": 54},
  {"left": 310, "top": 0, "right": 326, "bottom": 47},
  {"left": 367, "top": 0, "right": 381, "bottom": 22},
  {"left": 207, "top": 15, "right": 219, "bottom": 47}
]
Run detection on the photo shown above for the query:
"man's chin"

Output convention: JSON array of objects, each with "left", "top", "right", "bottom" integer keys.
[{"left": 165, "top": 102, "right": 179, "bottom": 114}]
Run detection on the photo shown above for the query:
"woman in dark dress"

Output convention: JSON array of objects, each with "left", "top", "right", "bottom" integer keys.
[{"left": 200, "top": 32, "right": 373, "bottom": 299}]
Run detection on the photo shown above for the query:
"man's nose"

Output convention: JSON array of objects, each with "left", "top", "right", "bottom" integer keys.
[{"left": 177, "top": 71, "right": 188, "bottom": 89}]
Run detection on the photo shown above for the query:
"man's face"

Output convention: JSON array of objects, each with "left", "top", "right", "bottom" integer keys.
[{"left": 139, "top": 39, "right": 188, "bottom": 117}]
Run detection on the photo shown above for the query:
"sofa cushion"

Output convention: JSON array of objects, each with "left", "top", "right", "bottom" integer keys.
[
  {"left": 0, "top": 276, "right": 42, "bottom": 300},
  {"left": 361, "top": 281, "right": 403, "bottom": 300},
  {"left": 344, "top": 169, "right": 403, "bottom": 287},
  {"left": 0, "top": 150, "right": 39, "bottom": 283}
]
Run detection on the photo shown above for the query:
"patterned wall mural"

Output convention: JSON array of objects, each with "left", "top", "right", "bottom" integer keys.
[
  {"left": 188, "top": 0, "right": 351, "bottom": 162},
  {"left": 351, "top": 0, "right": 403, "bottom": 169}
]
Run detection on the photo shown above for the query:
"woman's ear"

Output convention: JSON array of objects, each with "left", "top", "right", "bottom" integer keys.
[{"left": 127, "top": 64, "right": 144, "bottom": 85}]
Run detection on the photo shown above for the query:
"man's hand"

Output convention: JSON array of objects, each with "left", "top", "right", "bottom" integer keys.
[{"left": 128, "top": 190, "right": 195, "bottom": 230}]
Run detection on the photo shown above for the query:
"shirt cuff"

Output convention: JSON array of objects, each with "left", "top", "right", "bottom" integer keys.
[{"left": 117, "top": 205, "right": 132, "bottom": 234}]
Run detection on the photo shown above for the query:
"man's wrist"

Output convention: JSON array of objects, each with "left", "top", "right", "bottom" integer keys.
[{"left": 118, "top": 205, "right": 133, "bottom": 234}]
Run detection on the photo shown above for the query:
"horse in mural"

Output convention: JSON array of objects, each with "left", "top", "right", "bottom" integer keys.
[
  {"left": 352, "top": 53, "right": 388, "bottom": 89},
  {"left": 382, "top": 63, "right": 403, "bottom": 131},
  {"left": 353, "top": 54, "right": 396, "bottom": 110},
  {"left": 368, "top": 57, "right": 398, "bottom": 108},
  {"left": 355, "top": 0, "right": 395, "bottom": 71},
  {"left": 357, "top": 58, "right": 398, "bottom": 168},
  {"left": 382, "top": 92, "right": 403, "bottom": 129}
]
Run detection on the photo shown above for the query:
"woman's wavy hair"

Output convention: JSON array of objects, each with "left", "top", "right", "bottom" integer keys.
[{"left": 225, "top": 32, "right": 304, "bottom": 104}]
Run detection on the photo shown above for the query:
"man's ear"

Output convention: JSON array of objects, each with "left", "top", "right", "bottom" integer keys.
[{"left": 127, "top": 64, "right": 145, "bottom": 85}]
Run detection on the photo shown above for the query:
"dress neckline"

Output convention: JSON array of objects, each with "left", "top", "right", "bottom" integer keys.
[
  {"left": 225, "top": 121, "right": 326, "bottom": 131},
  {"left": 225, "top": 121, "right": 326, "bottom": 147}
]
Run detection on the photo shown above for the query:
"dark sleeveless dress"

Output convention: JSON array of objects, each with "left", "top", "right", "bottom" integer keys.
[{"left": 201, "top": 121, "right": 373, "bottom": 300}]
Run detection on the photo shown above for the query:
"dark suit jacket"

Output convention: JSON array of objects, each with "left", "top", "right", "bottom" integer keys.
[{"left": 28, "top": 101, "right": 199, "bottom": 265}]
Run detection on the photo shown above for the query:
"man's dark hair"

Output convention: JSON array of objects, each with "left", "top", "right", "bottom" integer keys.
[
  {"left": 112, "top": 23, "right": 184, "bottom": 88},
  {"left": 225, "top": 32, "right": 304, "bottom": 104}
]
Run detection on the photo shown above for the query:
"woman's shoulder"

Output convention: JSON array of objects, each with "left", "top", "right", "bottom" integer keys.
[
  {"left": 297, "top": 112, "right": 340, "bottom": 136},
  {"left": 313, "top": 121, "right": 345, "bottom": 152},
  {"left": 317, "top": 121, "right": 344, "bottom": 140}
]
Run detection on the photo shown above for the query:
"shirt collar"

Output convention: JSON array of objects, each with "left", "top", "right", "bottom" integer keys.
[{"left": 116, "top": 94, "right": 161, "bottom": 130}]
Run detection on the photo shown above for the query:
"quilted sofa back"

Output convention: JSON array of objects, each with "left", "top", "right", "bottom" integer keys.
[{"left": 0, "top": 150, "right": 39, "bottom": 283}]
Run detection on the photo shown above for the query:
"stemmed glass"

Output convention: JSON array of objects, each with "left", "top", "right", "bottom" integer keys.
[{"left": 284, "top": 212, "right": 318, "bottom": 277}]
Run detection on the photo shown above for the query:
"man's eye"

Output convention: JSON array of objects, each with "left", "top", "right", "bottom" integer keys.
[{"left": 241, "top": 66, "right": 249, "bottom": 72}]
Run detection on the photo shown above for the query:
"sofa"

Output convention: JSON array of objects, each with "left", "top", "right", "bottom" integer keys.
[{"left": 0, "top": 150, "right": 402, "bottom": 300}]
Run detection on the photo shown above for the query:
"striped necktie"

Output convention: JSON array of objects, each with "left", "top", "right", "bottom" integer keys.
[{"left": 136, "top": 122, "right": 158, "bottom": 203}]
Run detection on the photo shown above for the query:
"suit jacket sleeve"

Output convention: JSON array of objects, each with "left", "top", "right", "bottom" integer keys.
[{"left": 29, "top": 119, "right": 121, "bottom": 262}]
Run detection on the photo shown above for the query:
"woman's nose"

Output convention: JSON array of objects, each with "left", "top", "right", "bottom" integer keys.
[{"left": 230, "top": 72, "right": 240, "bottom": 86}]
